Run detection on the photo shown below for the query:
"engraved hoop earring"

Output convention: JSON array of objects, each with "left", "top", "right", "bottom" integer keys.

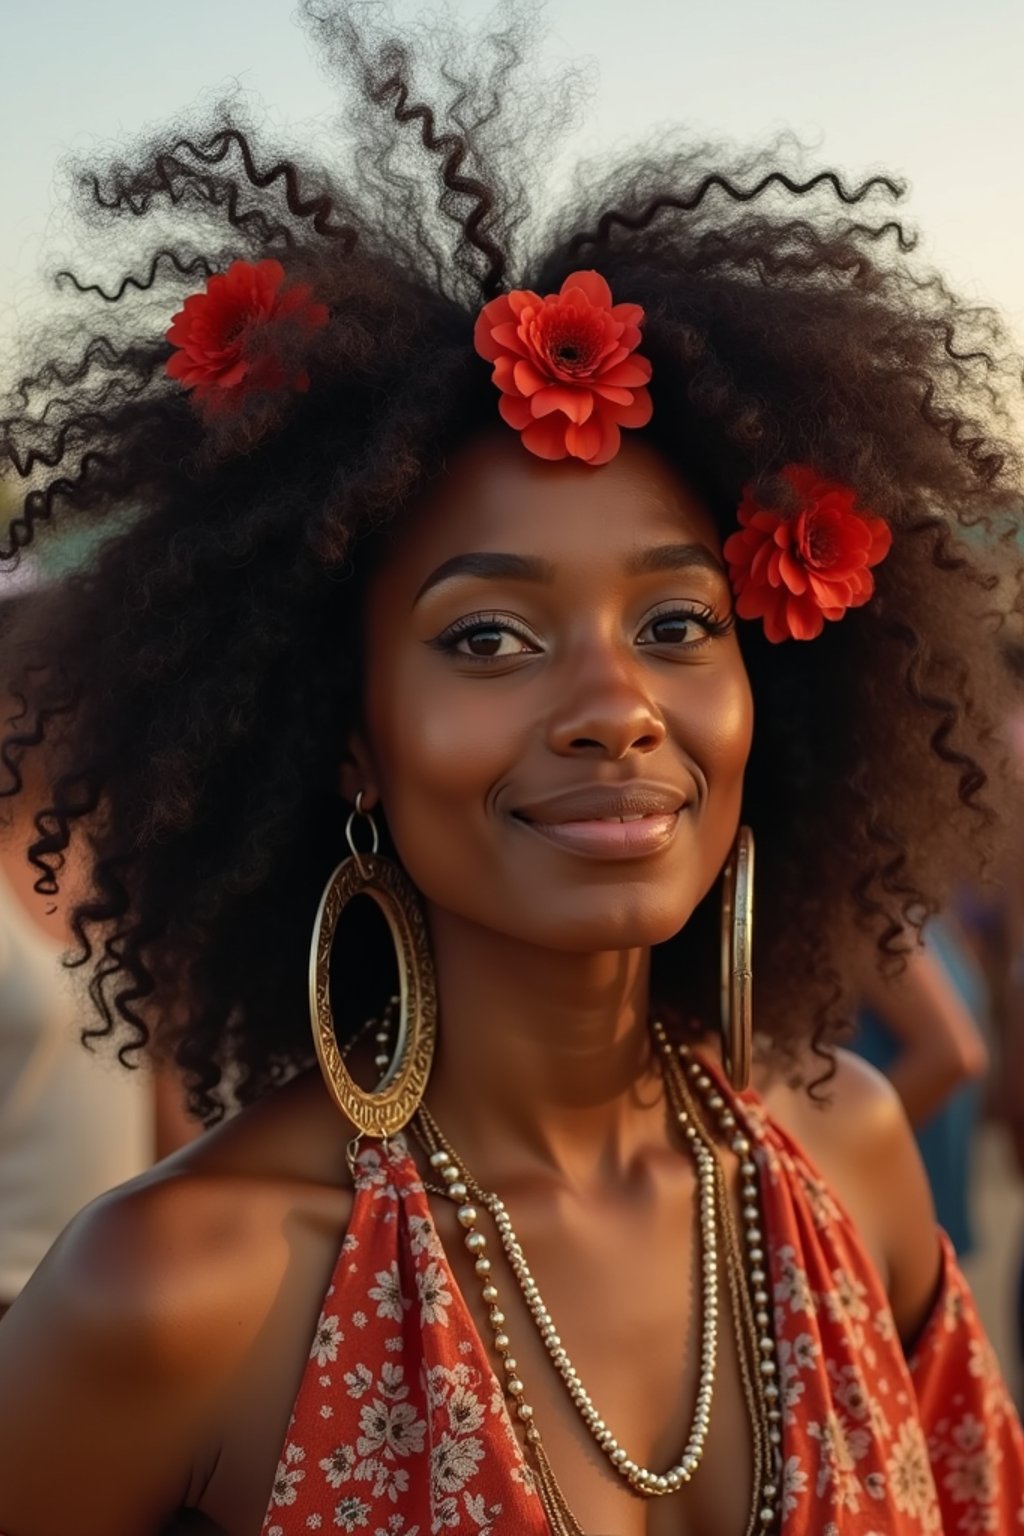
[
  {"left": 720, "top": 825, "right": 755, "bottom": 1092},
  {"left": 308, "top": 791, "right": 438, "bottom": 1147}
]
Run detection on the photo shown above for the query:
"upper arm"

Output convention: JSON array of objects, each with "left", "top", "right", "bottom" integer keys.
[
  {"left": 0, "top": 1071, "right": 354, "bottom": 1536},
  {"left": 0, "top": 1183, "right": 237, "bottom": 1536},
  {"left": 846, "top": 1055, "right": 943, "bottom": 1342},
  {"left": 786, "top": 1049, "right": 943, "bottom": 1344}
]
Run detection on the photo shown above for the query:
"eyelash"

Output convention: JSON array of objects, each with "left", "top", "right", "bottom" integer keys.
[
  {"left": 431, "top": 604, "right": 735, "bottom": 662},
  {"left": 430, "top": 612, "right": 538, "bottom": 661},
  {"left": 638, "top": 603, "right": 735, "bottom": 648}
]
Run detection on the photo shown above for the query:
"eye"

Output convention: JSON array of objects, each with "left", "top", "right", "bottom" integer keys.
[
  {"left": 432, "top": 614, "right": 541, "bottom": 662},
  {"left": 637, "top": 605, "right": 733, "bottom": 649}
]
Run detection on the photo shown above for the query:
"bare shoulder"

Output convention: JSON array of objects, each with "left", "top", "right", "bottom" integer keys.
[
  {"left": 773, "top": 1046, "right": 911, "bottom": 1135},
  {"left": 0, "top": 1068, "right": 353, "bottom": 1536},
  {"left": 763, "top": 1047, "right": 942, "bottom": 1343},
  {"left": 41, "top": 1063, "right": 353, "bottom": 1322},
  {"left": 761, "top": 1043, "right": 917, "bottom": 1159}
]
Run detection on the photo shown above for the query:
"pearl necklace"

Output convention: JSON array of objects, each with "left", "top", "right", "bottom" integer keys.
[
  {"left": 412, "top": 1025, "right": 782, "bottom": 1530},
  {"left": 416, "top": 1081, "right": 720, "bottom": 1498}
]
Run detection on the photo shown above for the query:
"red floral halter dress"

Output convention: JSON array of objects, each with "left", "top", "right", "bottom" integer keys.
[{"left": 259, "top": 1073, "right": 1024, "bottom": 1536}]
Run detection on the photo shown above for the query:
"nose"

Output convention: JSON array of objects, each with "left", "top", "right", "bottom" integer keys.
[{"left": 546, "top": 644, "right": 667, "bottom": 760}]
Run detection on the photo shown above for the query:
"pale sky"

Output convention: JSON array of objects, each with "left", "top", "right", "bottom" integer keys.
[{"left": 2, "top": 0, "right": 1023, "bottom": 387}]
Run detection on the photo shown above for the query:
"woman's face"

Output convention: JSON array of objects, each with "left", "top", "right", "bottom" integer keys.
[{"left": 351, "top": 432, "right": 753, "bottom": 953}]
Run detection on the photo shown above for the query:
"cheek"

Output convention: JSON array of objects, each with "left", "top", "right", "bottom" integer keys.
[
  {"left": 669, "top": 658, "right": 754, "bottom": 804},
  {"left": 709, "top": 667, "right": 755, "bottom": 783},
  {"left": 364, "top": 646, "right": 516, "bottom": 827}
]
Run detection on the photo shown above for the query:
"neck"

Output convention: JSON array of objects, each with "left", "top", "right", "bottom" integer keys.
[{"left": 421, "top": 907, "right": 666, "bottom": 1193}]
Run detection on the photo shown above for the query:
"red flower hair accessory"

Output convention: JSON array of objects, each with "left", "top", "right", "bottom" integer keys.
[
  {"left": 165, "top": 258, "right": 329, "bottom": 416},
  {"left": 473, "top": 269, "right": 653, "bottom": 466},
  {"left": 723, "top": 464, "right": 892, "bottom": 643}
]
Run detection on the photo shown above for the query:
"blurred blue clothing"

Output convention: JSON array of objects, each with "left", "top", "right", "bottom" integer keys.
[{"left": 854, "top": 920, "right": 986, "bottom": 1257}]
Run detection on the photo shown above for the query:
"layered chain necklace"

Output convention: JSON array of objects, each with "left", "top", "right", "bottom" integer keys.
[{"left": 409, "top": 1021, "right": 783, "bottom": 1535}]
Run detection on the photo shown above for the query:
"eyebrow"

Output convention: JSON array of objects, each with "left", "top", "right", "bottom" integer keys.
[
  {"left": 414, "top": 552, "right": 555, "bottom": 604},
  {"left": 413, "top": 541, "right": 726, "bottom": 605},
  {"left": 625, "top": 543, "right": 727, "bottom": 579}
]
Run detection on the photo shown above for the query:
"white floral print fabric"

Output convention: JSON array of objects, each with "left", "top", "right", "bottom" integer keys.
[
  {"left": 261, "top": 1136, "right": 546, "bottom": 1535},
  {"left": 260, "top": 1083, "right": 1024, "bottom": 1535}
]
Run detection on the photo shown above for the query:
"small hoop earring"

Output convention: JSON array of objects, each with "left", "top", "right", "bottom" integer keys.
[
  {"left": 309, "top": 792, "right": 437, "bottom": 1147},
  {"left": 720, "top": 825, "right": 754, "bottom": 1092}
]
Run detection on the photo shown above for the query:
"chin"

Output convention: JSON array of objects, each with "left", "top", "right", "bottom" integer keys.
[{"left": 512, "top": 888, "right": 699, "bottom": 955}]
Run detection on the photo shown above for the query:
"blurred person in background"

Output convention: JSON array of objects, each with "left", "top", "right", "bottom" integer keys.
[
  {"left": 0, "top": 574, "right": 197, "bottom": 1324},
  {"left": 978, "top": 637, "right": 1024, "bottom": 1379},
  {"left": 855, "top": 920, "right": 989, "bottom": 1256}
]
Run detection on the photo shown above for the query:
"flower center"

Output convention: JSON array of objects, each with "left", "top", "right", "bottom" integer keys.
[
  {"left": 804, "top": 515, "right": 838, "bottom": 568},
  {"left": 546, "top": 327, "right": 597, "bottom": 376},
  {"left": 535, "top": 304, "right": 608, "bottom": 380},
  {"left": 222, "top": 302, "right": 263, "bottom": 348}
]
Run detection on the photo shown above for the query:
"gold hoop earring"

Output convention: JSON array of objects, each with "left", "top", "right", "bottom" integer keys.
[
  {"left": 720, "top": 825, "right": 754, "bottom": 1092},
  {"left": 308, "top": 791, "right": 437, "bottom": 1147}
]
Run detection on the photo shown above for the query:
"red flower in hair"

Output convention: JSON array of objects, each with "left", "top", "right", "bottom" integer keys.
[
  {"left": 723, "top": 464, "right": 892, "bottom": 643},
  {"left": 473, "top": 269, "right": 653, "bottom": 466},
  {"left": 165, "top": 258, "right": 329, "bottom": 414}
]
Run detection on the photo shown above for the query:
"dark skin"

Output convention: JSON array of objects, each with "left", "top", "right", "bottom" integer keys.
[{"left": 0, "top": 434, "right": 941, "bottom": 1536}]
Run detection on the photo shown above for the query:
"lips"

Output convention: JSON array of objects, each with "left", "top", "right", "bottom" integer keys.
[
  {"left": 513, "top": 782, "right": 685, "bottom": 860},
  {"left": 515, "top": 783, "right": 685, "bottom": 824}
]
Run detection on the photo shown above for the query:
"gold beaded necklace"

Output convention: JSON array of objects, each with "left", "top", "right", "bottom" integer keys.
[{"left": 654, "top": 1027, "right": 782, "bottom": 1532}]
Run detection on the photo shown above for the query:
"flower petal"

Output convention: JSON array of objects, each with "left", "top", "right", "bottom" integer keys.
[
  {"left": 473, "top": 297, "right": 515, "bottom": 360},
  {"left": 591, "top": 384, "right": 634, "bottom": 407},
  {"left": 610, "top": 387, "right": 653, "bottom": 428},
  {"left": 581, "top": 412, "right": 622, "bottom": 466},
  {"left": 762, "top": 592, "right": 794, "bottom": 644},
  {"left": 489, "top": 321, "right": 529, "bottom": 358},
  {"left": 507, "top": 289, "right": 542, "bottom": 319},
  {"left": 778, "top": 548, "right": 808, "bottom": 595},
  {"left": 498, "top": 395, "right": 533, "bottom": 430},
  {"left": 560, "top": 269, "right": 613, "bottom": 308},
  {"left": 784, "top": 593, "right": 826, "bottom": 641},
  {"left": 597, "top": 357, "right": 653, "bottom": 389},
  {"left": 513, "top": 359, "right": 549, "bottom": 398},
  {"left": 564, "top": 416, "right": 605, "bottom": 462},
  {"left": 215, "top": 358, "right": 250, "bottom": 390},
  {"left": 749, "top": 541, "right": 775, "bottom": 586},
  {"left": 521, "top": 416, "right": 570, "bottom": 460},
  {"left": 531, "top": 385, "right": 594, "bottom": 424},
  {"left": 492, "top": 355, "right": 520, "bottom": 394},
  {"left": 735, "top": 586, "right": 771, "bottom": 622},
  {"left": 723, "top": 530, "right": 752, "bottom": 564}
]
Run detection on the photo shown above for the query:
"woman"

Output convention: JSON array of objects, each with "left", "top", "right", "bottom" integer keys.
[{"left": 0, "top": 7, "right": 1021, "bottom": 1533}]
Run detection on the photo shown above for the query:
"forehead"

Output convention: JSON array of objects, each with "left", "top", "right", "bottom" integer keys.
[{"left": 378, "top": 433, "right": 722, "bottom": 589}]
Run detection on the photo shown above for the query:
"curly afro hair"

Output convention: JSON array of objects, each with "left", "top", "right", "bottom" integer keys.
[{"left": 2, "top": 3, "right": 1023, "bottom": 1120}]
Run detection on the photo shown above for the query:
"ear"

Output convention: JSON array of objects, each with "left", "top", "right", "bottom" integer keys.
[{"left": 338, "top": 731, "right": 381, "bottom": 812}]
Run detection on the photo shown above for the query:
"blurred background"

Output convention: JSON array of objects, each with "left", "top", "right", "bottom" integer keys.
[
  {"left": 1, "top": 0, "right": 1023, "bottom": 1383},
  {"left": 2, "top": 0, "right": 1023, "bottom": 380}
]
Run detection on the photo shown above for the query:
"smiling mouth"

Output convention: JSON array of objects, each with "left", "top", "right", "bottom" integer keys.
[{"left": 513, "top": 809, "right": 682, "bottom": 860}]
